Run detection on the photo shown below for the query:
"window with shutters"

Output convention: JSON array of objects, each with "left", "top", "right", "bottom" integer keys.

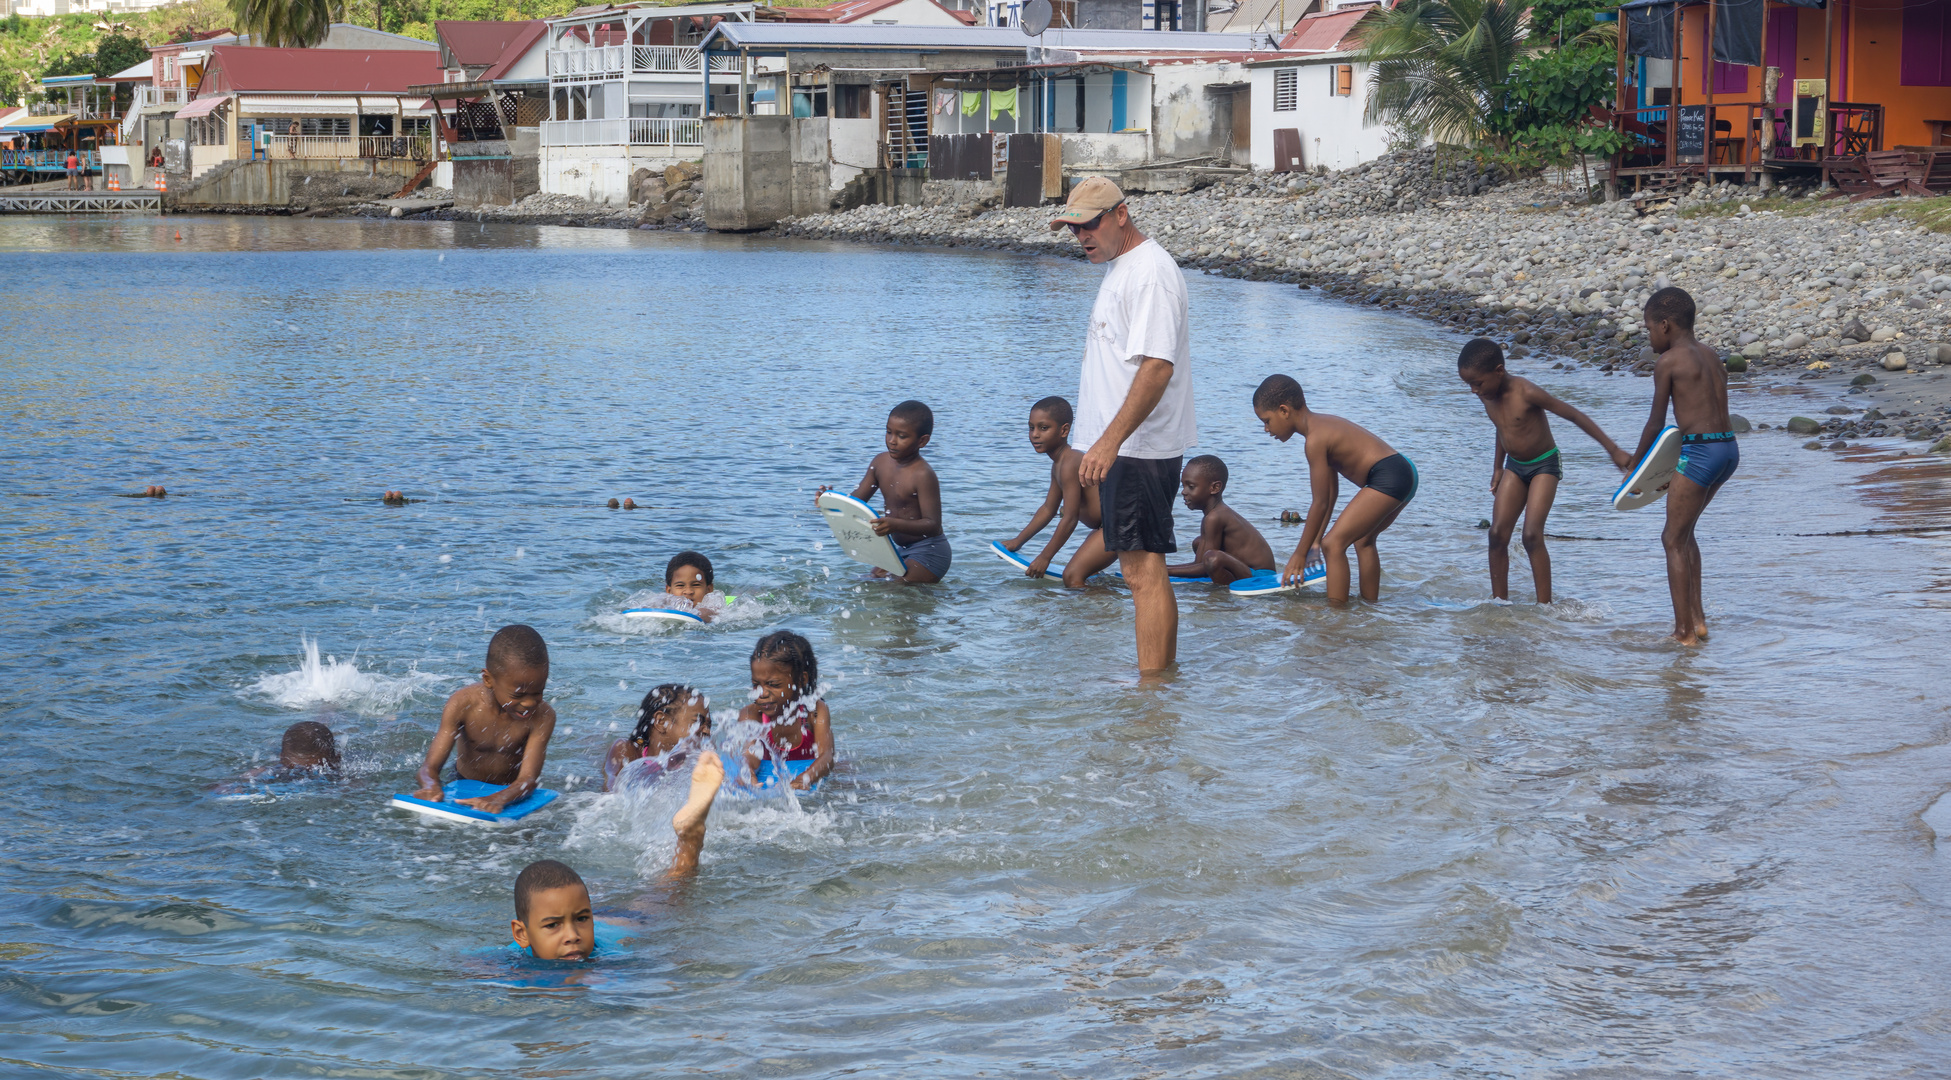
[
  {"left": 1274, "top": 68, "right": 1298, "bottom": 111},
  {"left": 1334, "top": 64, "right": 1354, "bottom": 96}
]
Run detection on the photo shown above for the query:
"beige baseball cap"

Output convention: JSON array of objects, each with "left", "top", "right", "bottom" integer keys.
[{"left": 1048, "top": 175, "right": 1126, "bottom": 230}]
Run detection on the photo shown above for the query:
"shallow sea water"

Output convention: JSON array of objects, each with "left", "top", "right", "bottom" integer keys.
[{"left": 3, "top": 216, "right": 1950, "bottom": 1079}]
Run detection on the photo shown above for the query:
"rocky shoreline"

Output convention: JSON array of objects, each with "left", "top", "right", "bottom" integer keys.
[{"left": 773, "top": 151, "right": 1951, "bottom": 446}]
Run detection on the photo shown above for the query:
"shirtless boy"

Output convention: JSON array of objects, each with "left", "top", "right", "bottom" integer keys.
[
  {"left": 1002, "top": 396, "right": 1102, "bottom": 583},
  {"left": 1252, "top": 375, "right": 1416, "bottom": 604},
  {"left": 1458, "top": 338, "right": 1631, "bottom": 603},
  {"left": 1632, "top": 287, "right": 1738, "bottom": 646},
  {"left": 509, "top": 761, "right": 724, "bottom": 960},
  {"left": 819, "top": 399, "right": 950, "bottom": 583},
  {"left": 662, "top": 551, "right": 721, "bottom": 622},
  {"left": 1165, "top": 454, "right": 1275, "bottom": 586},
  {"left": 413, "top": 624, "right": 556, "bottom": 814}
]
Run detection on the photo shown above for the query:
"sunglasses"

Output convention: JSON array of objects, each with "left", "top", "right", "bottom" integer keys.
[{"left": 1064, "top": 202, "right": 1123, "bottom": 234}]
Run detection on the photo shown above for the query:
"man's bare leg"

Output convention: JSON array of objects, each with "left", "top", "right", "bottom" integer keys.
[
  {"left": 1119, "top": 550, "right": 1177, "bottom": 674},
  {"left": 1662, "top": 475, "right": 1712, "bottom": 645},
  {"left": 1062, "top": 528, "right": 1117, "bottom": 588},
  {"left": 1521, "top": 473, "right": 1559, "bottom": 603},
  {"left": 668, "top": 751, "right": 724, "bottom": 879}
]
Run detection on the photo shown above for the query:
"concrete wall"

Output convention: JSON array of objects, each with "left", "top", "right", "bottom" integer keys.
[
  {"left": 452, "top": 141, "right": 541, "bottom": 207},
  {"left": 168, "top": 157, "right": 424, "bottom": 206},
  {"left": 1249, "top": 60, "right": 1393, "bottom": 173},
  {"left": 828, "top": 117, "right": 879, "bottom": 190},
  {"left": 1060, "top": 132, "right": 1152, "bottom": 170},
  {"left": 704, "top": 115, "right": 792, "bottom": 231},
  {"left": 1151, "top": 61, "right": 1248, "bottom": 162},
  {"left": 541, "top": 145, "right": 692, "bottom": 205}
]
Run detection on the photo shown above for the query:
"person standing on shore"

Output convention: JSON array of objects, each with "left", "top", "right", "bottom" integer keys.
[{"left": 1049, "top": 177, "right": 1195, "bottom": 676}]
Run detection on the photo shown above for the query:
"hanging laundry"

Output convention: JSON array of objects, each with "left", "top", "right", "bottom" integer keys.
[
  {"left": 990, "top": 87, "right": 1018, "bottom": 120},
  {"left": 961, "top": 91, "right": 983, "bottom": 116},
  {"left": 935, "top": 90, "right": 957, "bottom": 116}
]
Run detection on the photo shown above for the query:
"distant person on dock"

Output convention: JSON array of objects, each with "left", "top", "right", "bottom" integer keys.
[
  {"left": 1050, "top": 176, "right": 1195, "bottom": 675},
  {"left": 1632, "top": 287, "right": 1738, "bottom": 646},
  {"left": 1252, "top": 375, "right": 1416, "bottom": 605},
  {"left": 1165, "top": 455, "right": 1276, "bottom": 587},
  {"left": 817, "top": 400, "right": 950, "bottom": 584},
  {"left": 412, "top": 624, "right": 557, "bottom": 814},
  {"left": 1002, "top": 395, "right": 1101, "bottom": 584},
  {"left": 1458, "top": 338, "right": 1631, "bottom": 603},
  {"left": 65, "top": 150, "right": 80, "bottom": 191},
  {"left": 662, "top": 551, "right": 728, "bottom": 621}
]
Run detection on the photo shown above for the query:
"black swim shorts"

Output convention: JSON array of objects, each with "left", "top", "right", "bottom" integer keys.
[
  {"left": 1504, "top": 447, "right": 1562, "bottom": 483},
  {"left": 1362, "top": 452, "right": 1419, "bottom": 504},
  {"left": 1100, "top": 455, "right": 1180, "bottom": 554}
]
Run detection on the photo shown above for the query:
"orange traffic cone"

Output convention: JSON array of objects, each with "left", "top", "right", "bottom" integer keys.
[
  {"left": 154, "top": 171, "right": 167, "bottom": 192},
  {"left": 107, "top": 174, "right": 120, "bottom": 191}
]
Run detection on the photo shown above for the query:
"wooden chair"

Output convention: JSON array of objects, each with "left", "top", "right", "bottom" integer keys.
[{"left": 1921, "top": 148, "right": 1951, "bottom": 195}]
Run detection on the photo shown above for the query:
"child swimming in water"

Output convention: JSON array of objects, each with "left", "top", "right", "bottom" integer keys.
[
  {"left": 230, "top": 719, "right": 341, "bottom": 788},
  {"left": 1002, "top": 396, "right": 1101, "bottom": 583},
  {"left": 1252, "top": 375, "right": 1416, "bottom": 605},
  {"left": 817, "top": 400, "right": 950, "bottom": 584},
  {"left": 602, "top": 683, "right": 710, "bottom": 792},
  {"left": 1458, "top": 338, "right": 1631, "bottom": 604},
  {"left": 510, "top": 766, "right": 724, "bottom": 960},
  {"left": 662, "top": 551, "right": 728, "bottom": 621},
  {"left": 412, "top": 624, "right": 556, "bottom": 815},
  {"left": 738, "top": 631, "right": 832, "bottom": 791},
  {"left": 1165, "top": 454, "right": 1276, "bottom": 587}
]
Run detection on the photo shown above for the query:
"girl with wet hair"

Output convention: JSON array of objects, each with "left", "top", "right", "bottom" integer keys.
[
  {"left": 601, "top": 682, "right": 709, "bottom": 792},
  {"left": 739, "top": 631, "right": 833, "bottom": 791}
]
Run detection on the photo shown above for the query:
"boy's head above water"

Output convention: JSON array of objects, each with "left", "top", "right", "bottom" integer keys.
[
  {"left": 750, "top": 630, "right": 819, "bottom": 716},
  {"left": 279, "top": 720, "right": 340, "bottom": 771},
  {"left": 886, "top": 400, "right": 934, "bottom": 459},
  {"left": 664, "top": 551, "right": 715, "bottom": 607},
  {"left": 1642, "top": 286, "right": 1697, "bottom": 350},
  {"left": 511, "top": 859, "right": 593, "bottom": 961},
  {"left": 1457, "top": 337, "right": 1507, "bottom": 395},
  {"left": 1179, "top": 455, "right": 1229, "bottom": 512},
  {"left": 484, "top": 624, "right": 549, "bottom": 723},
  {"left": 634, "top": 683, "right": 710, "bottom": 756},
  {"left": 1028, "top": 396, "right": 1074, "bottom": 454},
  {"left": 1251, "top": 375, "right": 1307, "bottom": 441}
]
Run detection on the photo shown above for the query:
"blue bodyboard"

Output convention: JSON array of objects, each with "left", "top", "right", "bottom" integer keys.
[
  {"left": 389, "top": 779, "right": 560, "bottom": 825},
  {"left": 741, "top": 757, "right": 819, "bottom": 793},
  {"left": 621, "top": 607, "right": 704, "bottom": 624},
  {"left": 1231, "top": 564, "right": 1327, "bottom": 595}
]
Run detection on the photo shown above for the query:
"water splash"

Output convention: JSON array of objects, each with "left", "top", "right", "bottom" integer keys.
[{"left": 247, "top": 635, "right": 444, "bottom": 714}]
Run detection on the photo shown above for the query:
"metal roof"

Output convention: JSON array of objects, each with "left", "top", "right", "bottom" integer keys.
[
  {"left": 436, "top": 20, "right": 547, "bottom": 67},
  {"left": 699, "top": 22, "right": 1278, "bottom": 53},
  {"left": 199, "top": 46, "right": 445, "bottom": 95}
]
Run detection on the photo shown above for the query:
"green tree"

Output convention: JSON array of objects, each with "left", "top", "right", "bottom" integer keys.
[
  {"left": 94, "top": 33, "right": 150, "bottom": 77},
  {"left": 1357, "top": 0, "right": 1534, "bottom": 148},
  {"left": 227, "top": 0, "right": 345, "bottom": 47}
]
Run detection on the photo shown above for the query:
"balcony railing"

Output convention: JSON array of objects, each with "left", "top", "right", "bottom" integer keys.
[
  {"left": 260, "top": 134, "right": 433, "bottom": 160},
  {"left": 1, "top": 149, "right": 98, "bottom": 169},
  {"left": 133, "top": 86, "right": 193, "bottom": 109},
  {"left": 540, "top": 117, "right": 702, "bottom": 147},
  {"left": 29, "top": 101, "right": 118, "bottom": 120},
  {"left": 548, "top": 44, "right": 740, "bottom": 80}
]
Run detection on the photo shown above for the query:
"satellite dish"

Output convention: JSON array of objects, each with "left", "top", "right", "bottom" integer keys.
[{"left": 1021, "top": 0, "right": 1053, "bottom": 35}]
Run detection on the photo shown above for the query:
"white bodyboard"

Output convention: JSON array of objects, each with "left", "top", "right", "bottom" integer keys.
[
  {"left": 1613, "top": 426, "right": 1683, "bottom": 511},
  {"left": 818, "top": 491, "right": 907, "bottom": 575},
  {"left": 990, "top": 539, "right": 1067, "bottom": 578},
  {"left": 622, "top": 608, "right": 704, "bottom": 624}
]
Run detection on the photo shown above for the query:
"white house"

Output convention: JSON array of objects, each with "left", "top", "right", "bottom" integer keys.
[{"left": 1247, "top": 49, "right": 1391, "bottom": 171}]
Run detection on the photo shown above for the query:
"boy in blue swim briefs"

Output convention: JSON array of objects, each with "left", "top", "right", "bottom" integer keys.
[
  {"left": 1459, "top": 338, "right": 1631, "bottom": 604},
  {"left": 817, "top": 400, "right": 951, "bottom": 584},
  {"left": 1632, "top": 287, "right": 1737, "bottom": 646},
  {"left": 1252, "top": 375, "right": 1416, "bottom": 605},
  {"left": 1003, "top": 396, "right": 1102, "bottom": 583}
]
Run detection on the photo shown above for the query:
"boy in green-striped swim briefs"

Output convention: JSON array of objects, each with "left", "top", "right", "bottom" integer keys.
[{"left": 1459, "top": 338, "right": 1631, "bottom": 604}]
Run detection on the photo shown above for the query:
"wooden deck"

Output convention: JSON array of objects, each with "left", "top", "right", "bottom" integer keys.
[{"left": 0, "top": 190, "right": 163, "bottom": 213}]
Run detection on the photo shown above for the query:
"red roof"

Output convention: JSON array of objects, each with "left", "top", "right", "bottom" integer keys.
[
  {"left": 767, "top": 0, "right": 973, "bottom": 23},
  {"left": 198, "top": 46, "right": 444, "bottom": 94},
  {"left": 436, "top": 20, "right": 545, "bottom": 68},
  {"left": 1278, "top": 7, "right": 1373, "bottom": 52}
]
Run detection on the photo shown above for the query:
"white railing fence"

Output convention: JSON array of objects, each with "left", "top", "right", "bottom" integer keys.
[
  {"left": 547, "top": 44, "right": 628, "bottom": 79},
  {"left": 540, "top": 117, "right": 703, "bottom": 147},
  {"left": 133, "top": 86, "right": 192, "bottom": 109},
  {"left": 629, "top": 45, "right": 742, "bottom": 73},
  {"left": 260, "top": 134, "right": 432, "bottom": 159}
]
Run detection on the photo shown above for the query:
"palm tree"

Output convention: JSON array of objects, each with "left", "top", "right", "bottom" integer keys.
[
  {"left": 1355, "top": 0, "right": 1532, "bottom": 148},
  {"left": 228, "top": 0, "right": 344, "bottom": 48}
]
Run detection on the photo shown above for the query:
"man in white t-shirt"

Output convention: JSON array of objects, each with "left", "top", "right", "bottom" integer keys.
[{"left": 1048, "top": 176, "right": 1195, "bottom": 675}]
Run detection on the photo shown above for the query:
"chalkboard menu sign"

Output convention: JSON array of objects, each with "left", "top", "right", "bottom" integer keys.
[{"left": 1676, "top": 104, "right": 1708, "bottom": 160}]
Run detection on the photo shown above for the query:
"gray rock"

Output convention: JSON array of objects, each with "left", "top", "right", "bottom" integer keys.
[
  {"left": 1729, "top": 414, "right": 1752, "bottom": 433},
  {"left": 1825, "top": 405, "right": 1854, "bottom": 414},
  {"left": 1829, "top": 440, "right": 1848, "bottom": 449},
  {"left": 1804, "top": 440, "right": 1824, "bottom": 449},
  {"left": 1851, "top": 373, "right": 1878, "bottom": 386},
  {"left": 1862, "top": 408, "right": 1884, "bottom": 420},
  {"left": 1787, "top": 416, "right": 1822, "bottom": 434},
  {"left": 1784, "top": 332, "right": 1810, "bottom": 350},
  {"left": 1737, "top": 331, "right": 1760, "bottom": 345},
  {"left": 1882, "top": 352, "right": 1908, "bottom": 371},
  {"left": 1840, "top": 318, "right": 1870, "bottom": 342},
  {"left": 1726, "top": 354, "right": 1749, "bottom": 372}
]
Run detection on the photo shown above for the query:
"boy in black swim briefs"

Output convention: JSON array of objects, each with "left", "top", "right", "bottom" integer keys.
[
  {"left": 1632, "top": 287, "right": 1738, "bottom": 646},
  {"left": 817, "top": 400, "right": 951, "bottom": 584},
  {"left": 1458, "top": 338, "right": 1631, "bottom": 604},
  {"left": 1251, "top": 375, "right": 1415, "bottom": 605},
  {"left": 1002, "top": 396, "right": 1102, "bottom": 584}
]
